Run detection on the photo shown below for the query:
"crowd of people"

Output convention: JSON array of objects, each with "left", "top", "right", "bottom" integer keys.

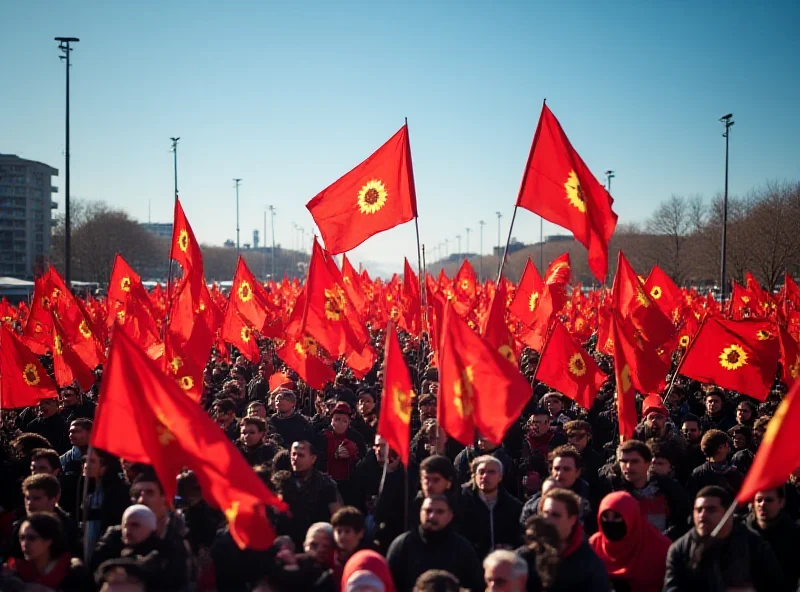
[{"left": 1, "top": 325, "right": 799, "bottom": 592}]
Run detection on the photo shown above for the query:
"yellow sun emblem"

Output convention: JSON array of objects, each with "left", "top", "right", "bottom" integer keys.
[
  {"left": 528, "top": 291, "right": 540, "bottom": 312},
  {"left": 604, "top": 337, "right": 614, "bottom": 353},
  {"left": 460, "top": 279, "right": 472, "bottom": 292},
  {"left": 741, "top": 296, "right": 750, "bottom": 304},
  {"left": 78, "top": 320, "right": 92, "bottom": 339},
  {"left": 679, "top": 335, "right": 690, "bottom": 348},
  {"left": 761, "top": 398, "right": 789, "bottom": 448},
  {"left": 116, "top": 309, "right": 126, "bottom": 324},
  {"left": 789, "top": 355, "right": 800, "bottom": 379},
  {"left": 240, "top": 326, "right": 252, "bottom": 342},
  {"left": 156, "top": 412, "right": 176, "bottom": 447},
  {"left": 225, "top": 501, "right": 240, "bottom": 523},
  {"left": 23, "top": 363, "right": 40, "bottom": 386},
  {"left": 756, "top": 329, "right": 771, "bottom": 341},
  {"left": 650, "top": 286, "right": 662, "bottom": 300},
  {"left": 568, "top": 353, "right": 587, "bottom": 377},
  {"left": 238, "top": 281, "right": 253, "bottom": 303},
  {"left": 177, "top": 229, "right": 190, "bottom": 253},
  {"left": 294, "top": 336, "right": 318, "bottom": 359},
  {"left": 169, "top": 356, "right": 184, "bottom": 374},
  {"left": 393, "top": 386, "right": 413, "bottom": 424},
  {"left": 635, "top": 288, "right": 650, "bottom": 308},
  {"left": 120, "top": 276, "right": 131, "bottom": 292},
  {"left": 324, "top": 286, "right": 347, "bottom": 321},
  {"left": 453, "top": 366, "right": 475, "bottom": 418},
  {"left": 620, "top": 364, "right": 632, "bottom": 393},
  {"left": 179, "top": 376, "right": 194, "bottom": 391},
  {"left": 575, "top": 318, "right": 586, "bottom": 332},
  {"left": 51, "top": 288, "right": 61, "bottom": 301},
  {"left": 357, "top": 179, "right": 388, "bottom": 215},
  {"left": 54, "top": 335, "right": 63, "bottom": 355},
  {"left": 719, "top": 344, "right": 747, "bottom": 370},
  {"left": 564, "top": 170, "right": 587, "bottom": 213},
  {"left": 390, "top": 306, "right": 400, "bottom": 320},
  {"left": 498, "top": 344, "right": 517, "bottom": 365}
]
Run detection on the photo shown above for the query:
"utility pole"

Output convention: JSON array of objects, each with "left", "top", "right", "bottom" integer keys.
[
  {"left": 605, "top": 170, "right": 615, "bottom": 194},
  {"left": 720, "top": 113, "right": 734, "bottom": 303},
  {"left": 465, "top": 227, "right": 471, "bottom": 255},
  {"left": 263, "top": 210, "right": 267, "bottom": 279},
  {"left": 479, "top": 220, "right": 486, "bottom": 282},
  {"left": 444, "top": 238, "right": 449, "bottom": 258},
  {"left": 55, "top": 37, "right": 79, "bottom": 287},
  {"left": 495, "top": 211, "right": 502, "bottom": 253},
  {"left": 171, "top": 137, "right": 180, "bottom": 201},
  {"left": 269, "top": 205, "right": 276, "bottom": 277},
  {"left": 233, "top": 179, "right": 242, "bottom": 254},
  {"left": 456, "top": 234, "right": 461, "bottom": 256}
]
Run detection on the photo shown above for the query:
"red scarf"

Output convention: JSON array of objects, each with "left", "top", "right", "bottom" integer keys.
[
  {"left": 562, "top": 522, "right": 584, "bottom": 558},
  {"left": 8, "top": 552, "right": 72, "bottom": 589},
  {"left": 589, "top": 491, "right": 671, "bottom": 592}
]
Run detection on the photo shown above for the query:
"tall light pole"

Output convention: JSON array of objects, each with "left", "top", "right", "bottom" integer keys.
[
  {"left": 171, "top": 137, "right": 180, "bottom": 201},
  {"left": 456, "top": 234, "right": 462, "bottom": 256},
  {"left": 720, "top": 113, "right": 734, "bottom": 303},
  {"left": 262, "top": 209, "right": 267, "bottom": 279},
  {"left": 465, "top": 227, "right": 471, "bottom": 255},
  {"left": 479, "top": 220, "right": 486, "bottom": 281},
  {"left": 495, "top": 211, "right": 502, "bottom": 255},
  {"left": 444, "top": 238, "right": 449, "bottom": 258},
  {"left": 55, "top": 37, "right": 79, "bottom": 287},
  {"left": 605, "top": 170, "right": 615, "bottom": 194},
  {"left": 233, "top": 179, "right": 242, "bottom": 254},
  {"left": 269, "top": 205, "right": 276, "bottom": 277}
]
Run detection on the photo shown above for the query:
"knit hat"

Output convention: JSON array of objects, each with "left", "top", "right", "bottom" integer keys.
[
  {"left": 332, "top": 401, "right": 352, "bottom": 416},
  {"left": 642, "top": 394, "right": 668, "bottom": 418},
  {"left": 122, "top": 504, "right": 157, "bottom": 533}
]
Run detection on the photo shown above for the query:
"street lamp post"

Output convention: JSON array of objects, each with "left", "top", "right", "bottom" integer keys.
[
  {"left": 478, "top": 220, "right": 485, "bottom": 282},
  {"left": 55, "top": 37, "right": 79, "bottom": 286},
  {"left": 171, "top": 137, "right": 180, "bottom": 201},
  {"left": 720, "top": 113, "right": 734, "bottom": 303},
  {"left": 605, "top": 170, "right": 615, "bottom": 194},
  {"left": 456, "top": 234, "right": 461, "bottom": 256},
  {"left": 465, "top": 227, "right": 471, "bottom": 255},
  {"left": 233, "top": 179, "right": 242, "bottom": 254},
  {"left": 269, "top": 205, "right": 276, "bottom": 277}
]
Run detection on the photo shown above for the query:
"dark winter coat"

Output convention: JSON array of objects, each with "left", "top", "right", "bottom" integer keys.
[
  {"left": 746, "top": 511, "right": 800, "bottom": 589},
  {"left": 457, "top": 483, "right": 523, "bottom": 560}
]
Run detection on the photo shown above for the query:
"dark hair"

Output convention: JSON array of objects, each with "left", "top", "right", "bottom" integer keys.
[
  {"left": 253, "top": 465, "right": 272, "bottom": 488},
  {"left": 646, "top": 439, "right": 675, "bottom": 466},
  {"left": 617, "top": 439, "right": 653, "bottom": 463},
  {"left": 272, "top": 448, "right": 292, "bottom": 472},
  {"left": 271, "top": 469, "right": 301, "bottom": 508},
  {"left": 564, "top": 420, "right": 592, "bottom": 435},
  {"left": 11, "top": 433, "right": 52, "bottom": 457},
  {"left": 331, "top": 506, "right": 365, "bottom": 532},
  {"left": 176, "top": 471, "right": 201, "bottom": 499},
  {"left": 753, "top": 416, "right": 772, "bottom": 432},
  {"left": 700, "top": 429, "right": 729, "bottom": 458},
  {"left": 291, "top": 440, "right": 317, "bottom": 456},
  {"left": 132, "top": 469, "right": 164, "bottom": 495},
  {"left": 737, "top": 400, "right": 756, "bottom": 413},
  {"left": 214, "top": 397, "right": 237, "bottom": 414},
  {"left": 548, "top": 445, "right": 583, "bottom": 470},
  {"left": 541, "top": 487, "right": 581, "bottom": 517},
  {"left": 420, "top": 455, "right": 455, "bottom": 482},
  {"left": 70, "top": 418, "right": 93, "bottom": 431},
  {"left": 423, "top": 494, "right": 453, "bottom": 511},
  {"left": 30, "top": 448, "right": 61, "bottom": 472},
  {"left": 696, "top": 485, "right": 733, "bottom": 507},
  {"left": 241, "top": 416, "right": 266, "bottom": 432},
  {"left": 22, "top": 473, "right": 61, "bottom": 499},
  {"left": 532, "top": 407, "right": 550, "bottom": 417},
  {"left": 681, "top": 413, "right": 701, "bottom": 427},
  {"left": 522, "top": 515, "right": 561, "bottom": 589},
  {"left": 705, "top": 389, "right": 724, "bottom": 402},
  {"left": 22, "top": 512, "right": 68, "bottom": 557},
  {"left": 413, "top": 569, "right": 461, "bottom": 592}
]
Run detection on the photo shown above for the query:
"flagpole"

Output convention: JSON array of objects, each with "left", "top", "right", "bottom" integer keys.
[
  {"left": 661, "top": 315, "right": 707, "bottom": 406},
  {"left": 530, "top": 318, "right": 557, "bottom": 384},
  {"left": 539, "top": 217, "right": 544, "bottom": 272},
  {"left": 496, "top": 206, "right": 519, "bottom": 284}
]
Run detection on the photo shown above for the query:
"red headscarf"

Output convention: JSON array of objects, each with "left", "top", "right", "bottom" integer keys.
[
  {"left": 589, "top": 491, "right": 671, "bottom": 592},
  {"left": 341, "top": 550, "right": 396, "bottom": 592}
]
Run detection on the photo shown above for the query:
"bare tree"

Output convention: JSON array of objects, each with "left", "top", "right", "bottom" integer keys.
[{"left": 645, "top": 195, "right": 703, "bottom": 285}]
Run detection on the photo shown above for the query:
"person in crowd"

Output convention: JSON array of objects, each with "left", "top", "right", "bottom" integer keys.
[
  {"left": 687, "top": 429, "right": 745, "bottom": 496},
  {"left": 483, "top": 549, "right": 528, "bottom": 592},
  {"left": 646, "top": 439, "right": 678, "bottom": 481},
  {"left": 745, "top": 486, "right": 800, "bottom": 589},
  {"left": 83, "top": 448, "right": 131, "bottom": 554},
  {"left": 589, "top": 491, "right": 671, "bottom": 592},
  {"left": 59, "top": 418, "right": 92, "bottom": 476},
  {"left": 270, "top": 389, "right": 315, "bottom": 448},
  {"left": 29, "top": 447, "right": 79, "bottom": 517},
  {"left": 246, "top": 400, "right": 268, "bottom": 419},
  {"left": 454, "top": 435, "right": 516, "bottom": 494},
  {"left": 26, "top": 398, "right": 70, "bottom": 454},
  {"left": 58, "top": 385, "right": 96, "bottom": 423},
  {"left": 735, "top": 399, "right": 756, "bottom": 428},
  {"left": 700, "top": 390, "right": 736, "bottom": 432},
  {"left": 538, "top": 488, "right": 611, "bottom": 592},
  {"left": 521, "top": 409, "right": 567, "bottom": 463},
  {"left": 213, "top": 397, "right": 241, "bottom": 442},
  {"left": 457, "top": 455, "right": 522, "bottom": 560},
  {"left": 291, "top": 440, "right": 342, "bottom": 529},
  {"left": 680, "top": 413, "right": 707, "bottom": 475},
  {"left": 728, "top": 424, "right": 755, "bottom": 474},
  {"left": 176, "top": 470, "right": 225, "bottom": 558},
  {"left": 563, "top": 420, "right": 603, "bottom": 491},
  {"left": 319, "top": 402, "right": 363, "bottom": 505},
  {"left": 541, "top": 393, "right": 572, "bottom": 429},
  {"left": 412, "top": 570, "right": 462, "bottom": 592},
  {"left": 341, "top": 549, "right": 396, "bottom": 592},
  {"left": 129, "top": 470, "right": 188, "bottom": 545},
  {"left": 411, "top": 455, "right": 457, "bottom": 527},
  {"left": 237, "top": 416, "right": 277, "bottom": 466},
  {"left": 664, "top": 485, "right": 787, "bottom": 591},
  {"left": 633, "top": 395, "right": 687, "bottom": 454},
  {"left": 387, "top": 495, "right": 483, "bottom": 592},
  {"left": 331, "top": 506, "right": 370, "bottom": 582},
  {"left": 3, "top": 511, "right": 92, "bottom": 591}
]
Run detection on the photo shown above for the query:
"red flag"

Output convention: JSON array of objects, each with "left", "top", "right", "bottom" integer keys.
[
  {"left": 779, "top": 327, "right": 800, "bottom": 389},
  {"left": 610, "top": 313, "right": 639, "bottom": 441},
  {"left": 277, "top": 334, "right": 335, "bottom": 390},
  {"left": 51, "top": 315, "right": 96, "bottom": 391},
  {"left": 439, "top": 303, "right": 531, "bottom": 446},
  {"left": 0, "top": 325, "right": 58, "bottom": 409},
  {"left": 402, "top": 258, "right": 422, "bottom": 335},
  {"left": 92, "top": 329, "right": 286, "bottom": 549},
  {"left": 536, "top": 319, "right": 605, "bottom": 409},
  {"left": 544, "top": 253, "right": 572, "bottom": 286},
  {"left": 516, "top": 103, "right": 618, "bottom": 282},
  {"left": 481, "top": 280, "right": 518, "bottom": 366},
  {"left": 170, "top": 199, "right": 204, "bottom": 274},
  {"left": 306, "top": 125, "right": 417, "bottom": 254},
  {"left": 644, "top": 264, "right": 682, "bottom": 324},
  {"left": 509, "top": 259, "right": 544, "bottom": 327},
  {"left": 221, "top": 307, "right": 261, "bottom": 364},
  {"left": 230, "top": 256, "right": 273, "bottom": 331},
  {"left": 378, "top": 322, "right": 414, "bottom": 466},
  {"left": 107, "top": 254, "right": 156, "bottom": 327},
  {"left": 680, "top": 318, "right": 780, "bottom": 401},
  {"left": 737, "top": 379, "right": 800, "bottom": 503},
  {"left": 341, "top": 254, "right": 368, "bottom": 316}
]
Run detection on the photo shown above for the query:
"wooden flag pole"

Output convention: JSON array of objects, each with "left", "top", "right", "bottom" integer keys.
[{"left": 495, "top": 206, "right": 519, "bottom": 284}]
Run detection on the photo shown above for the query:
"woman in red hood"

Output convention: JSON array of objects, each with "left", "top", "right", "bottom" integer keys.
[
  {"left": 341, "top": 549, "right": 396, "bottom": 592},
  {"left": 589, "top": 491, "right": 671, "bottom": 592}
]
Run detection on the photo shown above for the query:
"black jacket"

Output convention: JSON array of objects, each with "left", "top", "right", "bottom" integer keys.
[
  {"left": 548, "top": 538, "right": 611, "bottom": 592},
  {"left": 457, "top": 483, "right": 522, "bottom": 560},
  {"left": 59, "top": 399, "right": 96, "bottom": 423},
  {"left": 664, "top": 522, "right": 788, "bottom": 592},
  {"left": 269, "top": 411, "right": 314, "bottom": 449},
  {"left": 387, "top": 525, "right": 484, "bottom": 592},
  {"left": 453, "top": 445, "right": 517, "bottom": 494},
  {"left": 521, "top": 478, "right": 594, "bottom": 533},
  {"left": 26, "top": 413, "right": 71, "bottom": 454},
  {"left": 236, "top": 441, "right": 277, "bottom": 467},
  {"left": 687, "top": 461, "right": 745, "bottom": 498},
  {"left": 746, "top": 511, "right": 800, "bottom": 589}
]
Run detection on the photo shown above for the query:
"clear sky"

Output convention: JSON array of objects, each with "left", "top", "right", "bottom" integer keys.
[{"left": 3, "top": 0, "right": 798, "bottom": 277}]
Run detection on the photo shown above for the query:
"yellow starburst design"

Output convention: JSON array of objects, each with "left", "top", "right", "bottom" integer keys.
[
  {"left": 294, "top": 341, "right": 308, "bottom": 359},
  {"left": 78, "top": 320, "right": 92, "bottom": 339},
  {"left": 357, "top": 179, "right": 388, "bottom": 214},
  {"left": 761, "top": 399, "right": 789, "bottom": 448},
  {"left": 620, "top": 364, "right": 632, "bottom": 393},
  {"left": 789, "top": 355, "right": 800, "bottom": 379},
  {"left": 636, "top": 288, "right": 650, "bottom": 308},
  {"left": 240, "top": 326, "right": 252, "bottom": 342},
  {"left": 741, "top": 296, "right": 750, "bottom": 304},
  {"left": 116, "top": 310, "right": 126, "bottom": 324},
  {"left": 324, "top": 286, "right": 346, "bottom": 321},
  {"left": 120, "top": 276, "right": 131, "bottom": 292},
  {"left": 238, "top": 281, "right": 253, "bottom": 303},
  {"left": 679, "top": 335, "right": 690, "bottom": 348},
  {"left": 54, "top": 335, "right": 63, "bottom": 355},
  {"left": 390, "top": 306, "right": 400, "bottom": 320},
  {"left": 460, "top": 279, "right": 472, "bottom": 292},
  {"left": 34, "top": 323, "right": 43, "bottom": 334},
  {"left": 393, "top": 386, "right": 412, "bottom": 424},
  {"left": 576, "top": 318, "right": 586, "bottom": 332},
  {"left": 568, "top": 353, "right": 587, "bottom": 377},
  {"left": 179, "top": 376, "right": 194, "bottom": 391},
  {"left": 650, "top": 285, "right": 662, "bottom": 300},
  {"left": 453, "top": 366, "right": 475, "bottom": 418},
  {"left": 528, "top": 291, "right": 539, "bottom": 312},
  {"left": 169, "top": 357, "right": 184, "bottom": 374},
  {"left": 225, "top": 501, "right": 240, "bottom": 523},
  {"left": 23, "top": 364, "right": 40, "bottom": 386},
  {"left": 156, "top": 412, "right": 176, "bottom": 447},
  {"left": 564, "top": 170, "right": 587, "bottom": 213},
  {"left": 719, "top": 344, "right": 748, "bottom": 370},
  {"left": 604, "top": 337, "right": 615, "bottom": 353},
  {"left": 177, "top": 229, "right": 190, "bottom": 253},
  {"left": 51, "top": 288, "right": 61, "bottom": 301},
  {"left": 756, "top": 329, "right": 771, "bottom": 341}
]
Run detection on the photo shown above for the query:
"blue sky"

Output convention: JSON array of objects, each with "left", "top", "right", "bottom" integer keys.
[{"left": 3, "top": 0, "right": 798, "bottom": 276}]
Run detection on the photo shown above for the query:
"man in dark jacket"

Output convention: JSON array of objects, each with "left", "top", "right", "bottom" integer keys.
[
  {"left": 687, "top": 429, "right": 745, "bottom": 497},
  {"left": 235, "top": 416, "right": 277, "bottom": 467},
  {"left": 453, "top": 436, "right": 516, "bottom": 494},
  {"left": 700, "top": 389, "right": 736, "bottom": 432},
  {"left": 745, "top": 486, "right": 800, "bottom": 589},
  {"left": 26, "top": 398, "right": 70, "bottom": 454},
  {"left": 58, "top": 386, "right": 96, "bottom": 423},
  {"left": 387, "top": 495, "right": 484, "bottom": 592},
  {"left": 268, "top": 389, "right": 314, "bottom": 447},
  {"left": 539, "top": 488, "right": 611, "bottom": 592},
  {"left": 457, "top": 455, "right": 522, "bottom": 560},
  {"left": 563, "top": 420, "right": 604, "bottom": 490},
  {"left": 664, "top": 485, "right": 787, "bottom": 592}
]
